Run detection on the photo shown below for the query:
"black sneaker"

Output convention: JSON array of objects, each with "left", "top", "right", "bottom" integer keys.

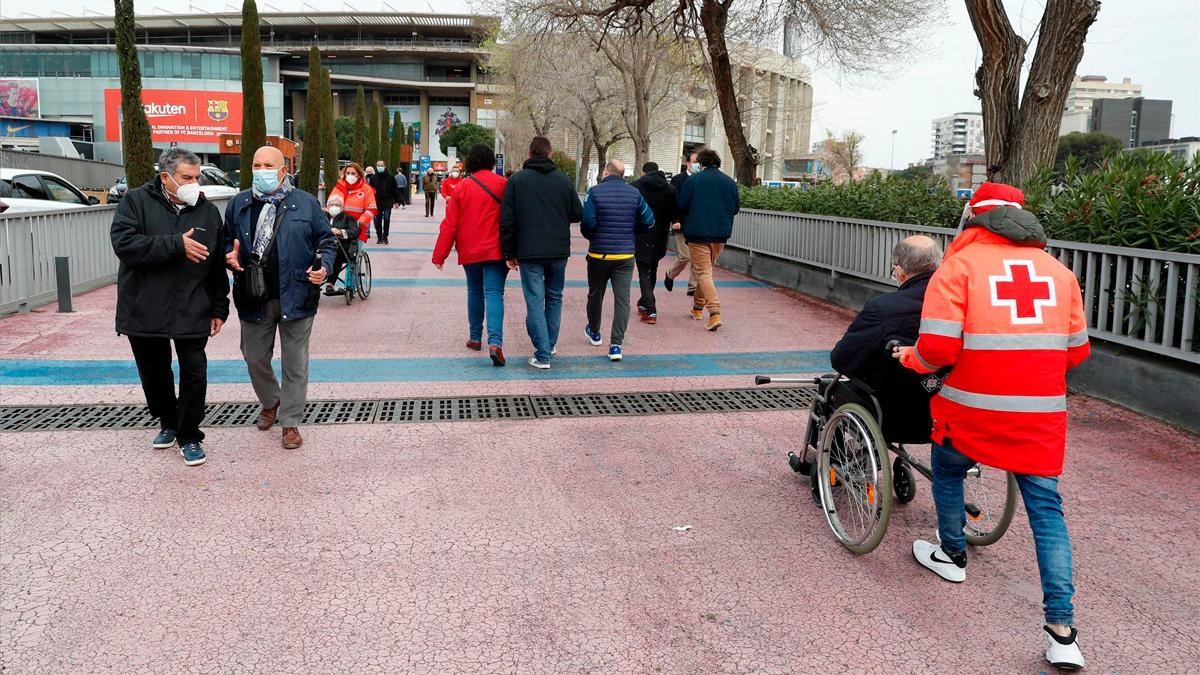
[
  {"left": 663, "top": 275, "right": 674, "bottom": 292},
  {"left": 179, "top": 442, "right": 207, "bottom": 467},
  {"left": 152, "top": 429, "right": 177, "bottom": 449}
]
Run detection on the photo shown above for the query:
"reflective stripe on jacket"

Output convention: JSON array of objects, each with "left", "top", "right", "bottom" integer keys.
[
  {"left": 329, "top": 180, "right": 377, "bottom": 241},
  {"left": 900, "top": 214, "right": 1090, "bottom": 476}
]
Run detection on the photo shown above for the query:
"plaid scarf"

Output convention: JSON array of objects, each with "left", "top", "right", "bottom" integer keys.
[{"left": 250, "top": 177, "right": 293, "bottom": 260}]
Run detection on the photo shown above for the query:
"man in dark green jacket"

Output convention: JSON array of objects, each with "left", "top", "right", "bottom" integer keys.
[{"left": 677, "top": 149, "right": 740, "bottom": 331}]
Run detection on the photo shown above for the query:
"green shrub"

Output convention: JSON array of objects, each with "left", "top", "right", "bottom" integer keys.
[{"left": 740, "top": 174, "right": 963, "bottom": 227}]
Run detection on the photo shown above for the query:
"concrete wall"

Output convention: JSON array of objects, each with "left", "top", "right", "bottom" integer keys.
[{"left": 716, "top": 245, "right": 1200, "bottom": 433}]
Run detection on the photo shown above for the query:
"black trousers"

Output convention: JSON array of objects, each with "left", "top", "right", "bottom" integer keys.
[
  {"left": 586, "top": 256, "right": 634, "bottom": 346},
  {"left": 635, "top": 258, "right": 660, "bottom": 314},
  {"left": 128, "top": 336, "right": 209, "bottom": 444},
  {"left": 425, "top": 191, "right": 437, "bottom": 216}
]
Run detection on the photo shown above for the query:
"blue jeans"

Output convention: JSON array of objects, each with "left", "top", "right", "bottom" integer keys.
[
  {"left": 464, "top": 261, "right": 509, "bottom": 347},
  {"left": 518, "top": 257, "right": 568, "bottom": 362},
  {"left": 931, "top": 441, "right": 1075, "bottom": 626}
]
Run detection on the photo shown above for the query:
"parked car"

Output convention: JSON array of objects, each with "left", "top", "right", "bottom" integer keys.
[
  {"left": 0, "top": 168, "right": 99, "bottom": 215},
  {"left": 108, "top": 165, "right": 239, "bottom": 203}
]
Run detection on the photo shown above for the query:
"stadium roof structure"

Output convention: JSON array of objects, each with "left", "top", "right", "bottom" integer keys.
[{"left": 0, "top": 11, "right": 498, "bottom": 34}]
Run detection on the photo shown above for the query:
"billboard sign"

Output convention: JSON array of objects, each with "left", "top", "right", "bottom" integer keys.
[
  {"left": 427, "top": 105, "right": 469, "bottom": 162},
  {"left": 104, "top": 89, "right": 243, "bottom": 143},
  {"left": 385, "top": 105, "right": 421, "bottom": 144},
  {"left": 0, "top": 78, "right": 40, "bottom": 118},
  {"left": 419, "top": 155, "right": 431, "bottom": 174},
  {"left": 0, "top": 117, "right": 68, "bottom": 138}
]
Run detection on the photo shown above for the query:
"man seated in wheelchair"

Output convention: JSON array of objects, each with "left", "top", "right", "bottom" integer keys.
[
  {"left": 823, "top": 235, "right": 945, "bottom": 445},
  {"left": 324, "top": 195, "right": 361, "bottom": 294}
]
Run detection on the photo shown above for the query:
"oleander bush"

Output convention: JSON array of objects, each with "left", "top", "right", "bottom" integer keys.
[{"left": 740, "top": 174, "right": 964, "bottom": 227}]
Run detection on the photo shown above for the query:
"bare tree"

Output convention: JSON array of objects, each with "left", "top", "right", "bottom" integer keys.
[
  {"left": 966, "top": 0, "right": 1100, "bottom": 186},
  {"left": 820, "top": 129, "right": 865, "bottom": 183}
]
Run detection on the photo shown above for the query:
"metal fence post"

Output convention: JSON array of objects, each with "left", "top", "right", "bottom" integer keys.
[{"left": 55, "top": 256, "right": 74, "bottom": 313}]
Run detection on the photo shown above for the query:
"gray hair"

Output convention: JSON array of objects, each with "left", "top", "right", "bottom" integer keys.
[
  {"left": 159, "top": 147, "right": 202, "bottom": 176},
  {"left": 605, "top": 159, "right": 624, "bottom": 176},
  {"left": 891, "top": 235, "right": 942, "bottom": 276}
]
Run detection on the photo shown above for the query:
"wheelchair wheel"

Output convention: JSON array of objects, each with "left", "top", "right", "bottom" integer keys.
[
  {"left": 892, "top": 456, "right": 917, "bottom": 504},
  {"left": 963, "top": 466, "right": 1018, "bottom": 547},
  {"left": 816, "top": 403, "right": 892, "bottom": 554},
  {"left": 356, "top": 250, "right": 372, "bottom": 299}
]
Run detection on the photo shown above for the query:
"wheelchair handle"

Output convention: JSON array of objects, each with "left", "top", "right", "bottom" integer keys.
[
  {"left": 884, "top": 339, "right": 908, "bottom": 354},
  {"left": 755, "top": 376, "right": 821, "bottom": 385}
]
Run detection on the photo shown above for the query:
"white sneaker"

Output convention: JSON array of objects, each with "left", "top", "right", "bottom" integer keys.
[
  {"left": 912, "top": 539, "right": 966, "bottom": 583},
  {"left": 1045, "top": 627, "right": 1085, "bottom": 671},
  {"left": 527, "top": 357, "right": 551, "bottom": 370}
]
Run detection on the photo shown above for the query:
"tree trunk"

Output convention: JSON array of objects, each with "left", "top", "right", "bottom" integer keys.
[
  {"left": 967, "top": 0, "right": 1098, "bottom": 186},
  {"left": 699, "top": 0, "right": 756, "bottom": 185},
  {"left": 578, "top": 136, "right": 592, "bottom": 192}
]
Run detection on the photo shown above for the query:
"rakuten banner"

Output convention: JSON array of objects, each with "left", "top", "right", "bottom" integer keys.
[{"left": 104, "top": 89, "right": 243, "bottom": 143}]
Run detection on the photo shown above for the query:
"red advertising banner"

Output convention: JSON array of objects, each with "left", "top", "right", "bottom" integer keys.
[{"left": 104, "top": 89, "right": 243, "bottom": 143}]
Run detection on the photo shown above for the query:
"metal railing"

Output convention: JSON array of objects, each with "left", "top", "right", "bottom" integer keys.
[
  {"left": 730, "top": 209, "right": 1200, "bottom": 365},
  {"left": 0, "top": 197, "right": 232, "bottom": 315}
]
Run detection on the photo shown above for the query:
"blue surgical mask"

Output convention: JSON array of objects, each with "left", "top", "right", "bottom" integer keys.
[
  {"left": 252, "top": 169, "right": 280, "bottom": 193},
  {"left": 691, "top": 162, "right": 702, "bottom": 174}
]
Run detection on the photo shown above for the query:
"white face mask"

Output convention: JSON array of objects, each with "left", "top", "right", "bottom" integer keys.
[
  {"left": 167, "top": 174, "right": 200, "bottom": 206},
  {"left": 346, "top": 174, "right": 359, "bottom": 185},
  {"left": 691, "top": 162, "right": 702, "bottom": 174},
  {"left": 328, "top": 204, "right": 342, "bottom": 217}
]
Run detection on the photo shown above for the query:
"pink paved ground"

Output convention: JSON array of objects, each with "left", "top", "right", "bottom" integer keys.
[{"left": 2, "top": 202, "right": 1198, "bottom": 673}]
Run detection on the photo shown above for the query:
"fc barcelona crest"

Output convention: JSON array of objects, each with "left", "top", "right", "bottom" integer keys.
[{"left": 207, "top": 99, "right": 230, "bottom": 122}]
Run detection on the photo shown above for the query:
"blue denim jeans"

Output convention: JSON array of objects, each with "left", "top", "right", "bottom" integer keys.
[
  {"left": 464, "top": 261, "right": 509, "bottom": 347},
  {"left": 518, "top": 257, "right": 568, "bottom": 362},
  {"left": 931, "top": 441, "right": 1075, "bottom": 625}
]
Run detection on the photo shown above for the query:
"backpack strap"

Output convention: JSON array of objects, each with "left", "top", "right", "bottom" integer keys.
[{"left": 467, "top": 173, "right": 501, "bottom": 204}]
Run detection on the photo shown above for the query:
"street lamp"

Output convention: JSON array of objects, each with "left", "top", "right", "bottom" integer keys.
[
  {"left": 890, "top": 129, "right": 898, "bottom": 171},
  {"left": 285, "top": 118, "right": 294, "bottom": 140}
]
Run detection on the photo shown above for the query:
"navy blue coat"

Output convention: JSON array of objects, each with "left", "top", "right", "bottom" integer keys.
[
  {"left": 677, "top": 166, "right": 740, "bottom": 243},
  {"left": 223, "top": 188, "right": 335, "bottom": 323},
  {"left": 580, "top": 175, "right": 654, "bottom": 255}
]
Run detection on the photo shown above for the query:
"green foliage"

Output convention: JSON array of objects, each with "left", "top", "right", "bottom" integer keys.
[
  {"left": 333, "top": 117, "right": 355, "bottom": 162},
  {"left": 113, "top": 0, "right": 154, "bottom": 187},
  {"left": 377, "top": 104, "right": 389, "bottom": 165},
  {"left": 551, "top": 150, "right": 576, "bottom": 186},
  {"left": 366, "top": 100, "right": 380, "bottom": 167},
  {"left": 296, "top": 46, "right": 322, "bottom": 194},
  {"left": 388, "top": 111, "right": 402, "bottom": 171},
  {"left": 1055, "top": 132, "right": 1124, "bottom": 174},
  {"left": 352, "top": 86, "right": 366, "bottom": 166},
  {"left": 320, "top": 68, "right": 339, "bottom": 192},
  {"left": 893, "top": 164, "right": 932, "bottom": 181},
  {"left": 740, "top": 174, "right": 964, "bottom": 226},
  {"left": 1024, "top": 150, "right": 1199, "bottom": 254},
  {"left": 439, "top": 123, "right": 494, "bottom": 157},
  {"left": 237, "top": 0, "right": 266, "bottom": 189}
]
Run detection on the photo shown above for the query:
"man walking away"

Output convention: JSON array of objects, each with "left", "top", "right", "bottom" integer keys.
[
  {"left": 224, "top": 145, "right": 335, "bottom": 450},
  {"left": 369, "top": 159, "right": 398, "bottom": 244},
  {"left": 422, "top": 168, "right": 439, "bottom": 218},
  {"left": 395, "top": 169, "right": 410, "bottom": 210},
  {"left": 677, "top": 149, "right": 739, "bottom": 331},
  {"left": 500, "top": 135, "right": 583, "bottom": 369},
  {"left": 580, "top": 160, "right": 654, "bottom": 361},
  {"left": 111, "top": 147, "right": 229, "bottom": 467},
  {"left": 664, "top": 152, "right": 698, "bottom": 295},
  {"left": 631, "top": 161, "right": 677, "bottom": 324},
  {"left": 894, "top": 183, "right": 1090, "bottom": 671}
]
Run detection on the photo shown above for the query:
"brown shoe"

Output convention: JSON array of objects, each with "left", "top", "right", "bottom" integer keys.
[
  {"left": 256, "top": 402, "right": 279, "bottom": 431},
  {"left": 282, "top": 426, "right": 303, "bottom": 449},
  {"left": 706, "top": 313, "right": 723, "bottom": 331},
  {"left": 689, "top": 307, "right": 704, "bottom": 321}
]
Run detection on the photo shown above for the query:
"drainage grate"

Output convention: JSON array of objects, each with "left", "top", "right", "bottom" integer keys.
[{"left": 0, "top": 386, "right": 815, "bottom": 432}]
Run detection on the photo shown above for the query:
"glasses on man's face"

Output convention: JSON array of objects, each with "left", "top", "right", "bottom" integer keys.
[{"left": 889, "top": 263, "right": 901, "bottom": 281}]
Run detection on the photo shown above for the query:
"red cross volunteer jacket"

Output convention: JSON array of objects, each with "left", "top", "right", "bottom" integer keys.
[{"left": 900, "top": 185, "right": 1090, "bottom": 476}]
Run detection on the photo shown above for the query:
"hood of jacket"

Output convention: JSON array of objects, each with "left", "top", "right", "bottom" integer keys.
[
  {"left": 944, "top": 206, "right": 1047, "bottom": 261},
  {"left": 523, "top": 156, "right": 558, "bottom": 174},
  {"left": 636, "top": 171, "right": 670, "bottom": 191}
]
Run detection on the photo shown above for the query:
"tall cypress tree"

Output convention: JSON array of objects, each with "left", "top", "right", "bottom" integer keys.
[
  {"left": 297, "top": 46, "right": 322, "bottom": 194},
  {"left": 320, "top": 68, "right": 339, "bottom": 192},
  {"left": 352, "top": 86, "right": 366, "bottom": 167},
  {"left": 366, "top": 100, "right": 380, "bottom": 167},
  {"left": 389, "top": 111, "right": 402, "bottom": 173},
  {"left": 377, "top": 104, "right": 389, "bottom": 164},
  {"left": 113, "top": 0, "right": 155, "bottom": 186},
  {"left": 238, "top": 0, "right": 267, "bottom": 189}
]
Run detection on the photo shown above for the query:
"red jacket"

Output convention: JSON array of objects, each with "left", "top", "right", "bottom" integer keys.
[
  {"left": 432, "top": 170, "right": 507, "bottom": 266},
  {"left": 440, "top": 175, "right": 463, "bottom": 200},
  {"left": 900, "top": 209, "right": 1089, "bottom": 476},
  {"left": 328, "top": 179, "right": 377, "bottom": 242}
]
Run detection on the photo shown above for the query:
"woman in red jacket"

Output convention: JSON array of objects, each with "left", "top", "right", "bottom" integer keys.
[
  {"left": 432, "top": 144, "right": 508, "bottom": 366},
  {"left": 327, "top": 163, "right": 377, "bottom": 244}
]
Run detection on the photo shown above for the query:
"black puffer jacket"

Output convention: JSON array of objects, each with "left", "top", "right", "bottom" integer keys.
[
  {"left": 368, "top": 170, "right": 398, "bottom": 210},
  {"left": 499, "top": 156, "right": 582, "bottom": 260},
  {"left": 110, "top": 177, "right": 230, "bottom": 338},
  {"left": 632, "top": 171, "right": 677, "bottom": 261}
]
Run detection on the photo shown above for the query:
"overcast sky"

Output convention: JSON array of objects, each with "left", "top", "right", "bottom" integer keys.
[{"left": 6, "top": 0, "right": 1198, "bottom": 168}]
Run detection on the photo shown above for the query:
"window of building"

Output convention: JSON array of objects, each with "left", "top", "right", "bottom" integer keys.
[{"left": 684, "top": 113, "right": 706, "bottom": 143}]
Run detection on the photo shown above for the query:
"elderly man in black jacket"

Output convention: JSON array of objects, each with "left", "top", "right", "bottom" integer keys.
[
  {"left": 111, "top": 147, "right": 230, "bottom": 467},
  {"left": 829, "top": 235, "right": 942, "bottom": 442},
  {"left": 631, "top": 162, "right": 677, "bottom": 324}
]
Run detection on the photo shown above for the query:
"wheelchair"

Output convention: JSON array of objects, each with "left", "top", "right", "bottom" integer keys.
[
  {"left": 756, "top": 353, "right": 1018, "bottom": 555},
  {"left": 326, "top": 236, "right": 373, "bottom": 305}
]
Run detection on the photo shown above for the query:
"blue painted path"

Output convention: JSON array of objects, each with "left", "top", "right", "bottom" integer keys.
[{"left": 0, "top": 350, "right": 829, "bottom": 386}]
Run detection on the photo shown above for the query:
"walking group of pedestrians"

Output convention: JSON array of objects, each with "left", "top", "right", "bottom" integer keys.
[{"left": 432, "top": 136, "right": 740, "bottom": 369}]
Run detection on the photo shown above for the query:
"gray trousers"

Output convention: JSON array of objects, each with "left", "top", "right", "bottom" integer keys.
[
  {"left": 586, "top": 256, "right": 634, "bottom": 346},
  {"left": 239, "top": 299, "right": 315, "bottom": 427}
]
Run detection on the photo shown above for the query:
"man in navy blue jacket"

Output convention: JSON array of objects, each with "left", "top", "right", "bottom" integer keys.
[
  {"left": 677, "top": 149, "right": 739, "bottom": 331},
  {"left": 224, "top": 146, "right": 335, "bottom": 450},
  {"left": 581, "top": 159, "right": 655, "bottom": 361}
]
